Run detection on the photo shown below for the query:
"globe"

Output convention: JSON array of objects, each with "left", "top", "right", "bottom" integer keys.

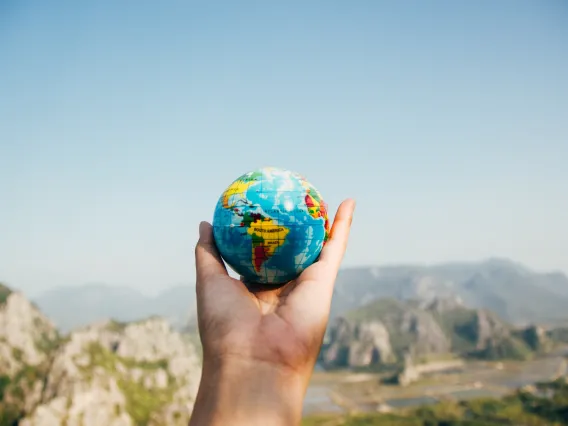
[{"left": 212, "top": 166, "right": 330, "bottom": 285}]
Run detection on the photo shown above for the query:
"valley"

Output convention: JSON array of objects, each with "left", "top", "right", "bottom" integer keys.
[
  {"left": 304, "top": 347, "right": 568, "bottom": 417},
  {"left": 3, "top": 258, "right": 568, "bottom": 425}
]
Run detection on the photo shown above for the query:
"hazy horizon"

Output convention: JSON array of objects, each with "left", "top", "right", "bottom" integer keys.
[
  {"left": 4, "top": 256, "right": 566, "bottom": 299},
  {"left": 1, "top": 1, "right": 567, "bottom": 296}
]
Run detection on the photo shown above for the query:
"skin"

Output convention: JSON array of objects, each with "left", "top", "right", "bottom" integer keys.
[{"left": 189, "top": 199, "right": 356, "bottom": 426}]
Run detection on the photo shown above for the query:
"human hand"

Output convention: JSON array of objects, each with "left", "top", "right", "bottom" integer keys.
[{"left": 189, "top": 199, "right": 355, "bottom": 426}]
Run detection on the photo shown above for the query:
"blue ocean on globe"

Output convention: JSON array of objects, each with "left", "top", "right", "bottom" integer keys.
[{"left": 212, "top": 167, "right": 330, "bottom": 285}]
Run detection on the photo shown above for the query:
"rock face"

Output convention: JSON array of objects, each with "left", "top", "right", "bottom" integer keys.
[
  {"left": 323, "top": 318, "right": 394, "bottom": 367},
  {"left": 396, "top": 352, "right": 420, "bottom": 387},
  {"left": 0, "top": 287, "right": 59, "bottom": 424},
  {"left": 21, "top": 318, "right": 201, "bottom": 426},
  {"left": 0, "top": 284, "right": 202, "bottom": 426},
  {"left": 321, "top": 297, "right": 540, "bottom": 369},
  {"left": 473, "top": 309, "right": 511, "bottom": 350},
  {"left": 0, "top": 290, "right": 58, "bottom": 375},
  {"left": 399, "top": 309, "right": 451, "bottom": 355},
  {"left": 516, "top": 325, "right": 552, "bottom": 352}
]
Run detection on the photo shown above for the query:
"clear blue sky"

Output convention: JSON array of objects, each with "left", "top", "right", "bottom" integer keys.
[{"left": 1, "top": 1, "right": 567, "bottom": 296}]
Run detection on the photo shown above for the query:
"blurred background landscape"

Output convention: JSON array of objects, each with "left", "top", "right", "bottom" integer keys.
[{"left": 1, "top": 1, "right": 567, "bottom": 425}]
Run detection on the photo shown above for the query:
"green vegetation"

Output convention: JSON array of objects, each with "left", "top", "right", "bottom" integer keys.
[
  {"left": 302, "top": 379, "right": 568, "bottom": 426},
  {"left": 11, "top": 365, "right": 45, "bottom": 400},
  {"left": 83, "top": 342, "right": 169, "bottom": 371},
  {"left": 470, "top": 336, "right": 532, "bottom": 361},
  {"left": 0, "top": 283, "right": 12, "bottom": 305},
  {"left": 106, "top": 319, "right": 128, "bottom": 333},
  {"left": 0, "top": 375, "right": 10, "bottom": 400},
  {"left": 303, "top": 413, "right": 423, "bottom": 426},
  {"left": 34, "top": 330, "right": 62, "bottom": 355},
  {"left": 81, "top": 342, "right": 176, "bottom": 426},
  {"left": 119, "top": 376, "right": 175, "bottom": 426},
  {"left": 0, "top": 405, "right": 21, "bottom": 426},
  {"left": 331, "top": 298, "right": 545, "bottom": 366},
  {"left": 439, "top": 308, "right": 534, "bottom": 361},
  {"left": 83, "top": 342, "right": 118, "bottom": 372},
  {"left": 11, "top": 347, "right": 23, "bottom": 362},
  {"left": 345, "top": 299, "right": 407, "bottom": 322},
  {"left": 431, "top": 309, "right": 478, "bottom": 353},
  {"left": 0, "top": 364, "right": 48, "bottom": 426},
  {"left": 126, "top": 357, "right": 168, "bottom": 370}
]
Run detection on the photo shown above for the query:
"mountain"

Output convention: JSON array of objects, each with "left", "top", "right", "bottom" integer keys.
[
  {"left": 31, "top": 258, "right": 568, "bottom": 334},
  {"left": 331, "top": 258, "right": 568, "bottom": 326},
  {"left": 32, "top": 284, "right": 197, "bottom": 332},
  {"left": 0, "top": 284, "right": 59, "bottom": 424},
  {"left": 0, "top": 284, "right": 202, "bottom": 426},
  {"left": 321, "top": 296, "right": 554, "bottom": 371}
]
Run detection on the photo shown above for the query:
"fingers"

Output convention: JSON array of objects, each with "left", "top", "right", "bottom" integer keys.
[
  {"left": 318, "top": 198, "right": 356, "bottom": 272},
  {"left": 285, "top": 199, "right": 355, "bottom": 325},
  {"left": 195, "top": 221, "right": 228, "bottom": 286}
]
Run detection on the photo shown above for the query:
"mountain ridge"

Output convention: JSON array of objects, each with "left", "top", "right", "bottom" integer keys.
[
  {"left": 0, "top": 285, "right": 201, "bottom": 426},
  {"left": 20, "top": 257, "right": 568, "bottom": 334},
  {"left": 321, "top": 295, "right": 556, "bottom": 377},
  {"left": 31, "top": 283, "right": 196, "bottom": 333},
  {"left": 330, "top": 258, "right": 568, "bottom": 326}
]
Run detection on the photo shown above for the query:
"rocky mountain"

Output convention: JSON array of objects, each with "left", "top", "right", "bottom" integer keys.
[
  {"left": 321, "top": 296, "right": 553, "bottom": 370},
  {"left": 32, "top": 284, "right": 197, "bottom": 333},
  {"left": 0, "top": 283, "right": 201, "bottom": 426},
  {"left": 31, "top": 259, "right": 568, "bottom": 333},
  {"left": 331, "top": 258, "right": 568, "bottom": 326},
  {"left": 0, "top": 284, "right": 59, "bottom": 424}
]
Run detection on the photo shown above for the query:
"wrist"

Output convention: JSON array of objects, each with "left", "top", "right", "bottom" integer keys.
[{"left": 189, "top": 355, "right": 307, "bottom": 426}]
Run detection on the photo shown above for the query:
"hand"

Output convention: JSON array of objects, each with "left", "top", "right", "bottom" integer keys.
[{"left": 189, "top": 199, "right": 356, "bottom": 426}]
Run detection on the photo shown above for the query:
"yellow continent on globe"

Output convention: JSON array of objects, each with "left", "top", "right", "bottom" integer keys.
[
  {"left": 246, "top": 217, "right": 290, "bottom": 273},
  {"left": 221, "top": 178, "right": 258, "bottom": 209}
]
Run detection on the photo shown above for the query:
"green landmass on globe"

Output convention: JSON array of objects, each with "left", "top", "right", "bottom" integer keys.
[{"left": 212, "top": 167, "right": 330, "bottom": 285}]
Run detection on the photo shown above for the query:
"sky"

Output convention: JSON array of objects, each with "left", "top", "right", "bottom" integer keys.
[{"left": 1, "top": 1, "right": 567, "bottom": 297}]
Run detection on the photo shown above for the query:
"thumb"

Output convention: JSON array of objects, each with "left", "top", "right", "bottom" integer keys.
[{"left": 195, "top": 221, "right": 228, "bottom": 284}]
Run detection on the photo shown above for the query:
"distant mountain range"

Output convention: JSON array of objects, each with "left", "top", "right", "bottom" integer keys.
[
  {"left": 330, "top": 258, "right": 568, "bottom": 327},
  {"left": 32, "top": 283, "right": 197, "bottom": 332},
  {"left": 29, "top": 258, "right": 568, "bottom": 333}
]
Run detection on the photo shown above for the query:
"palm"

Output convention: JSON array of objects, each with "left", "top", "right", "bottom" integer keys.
[{"left": 195, "top": 199, "right": 355, "bottom": 375}]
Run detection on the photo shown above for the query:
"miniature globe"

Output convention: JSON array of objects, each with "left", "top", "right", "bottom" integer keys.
[{"left": 212, "top": 167, "right": 330, "bottom": 285}]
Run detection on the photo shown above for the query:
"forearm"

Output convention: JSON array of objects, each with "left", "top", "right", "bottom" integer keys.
[{"left": 189, "top": 357, "right": 308, "bottom": 426}]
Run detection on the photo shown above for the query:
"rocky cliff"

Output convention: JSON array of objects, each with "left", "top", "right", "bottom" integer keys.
[
  {"left": 321, "top": 297, "right": 550, "bottom": 369},
  {"left": 0, "top": 285, "right": 60, "bottom": 424},
  {"left": 0, "top": 284, "right": 201, "bottom": 426}
]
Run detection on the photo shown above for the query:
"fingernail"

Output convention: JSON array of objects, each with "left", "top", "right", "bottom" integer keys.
[{"left": 347, "top": 198, "right": 357, "bottom": 212}]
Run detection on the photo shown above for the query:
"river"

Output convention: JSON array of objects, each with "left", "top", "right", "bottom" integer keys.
[{"left": 303, "top": 349, "right": 568, "bottom": 416}]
